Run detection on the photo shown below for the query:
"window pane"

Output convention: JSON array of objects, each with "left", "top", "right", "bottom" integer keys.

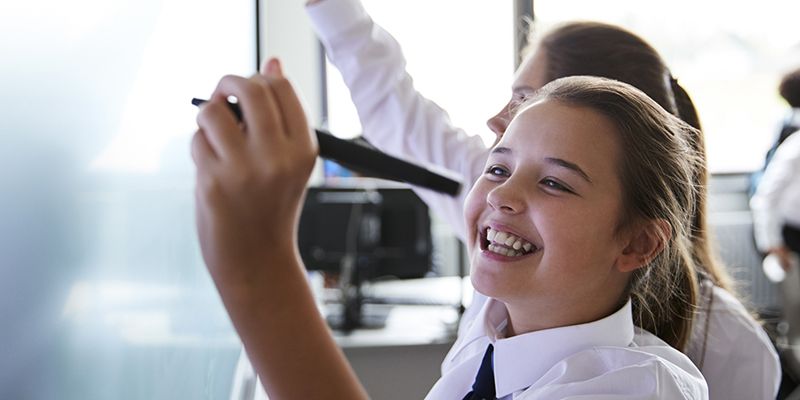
[
  {"left": 0, "top": 1, "right": 255, "bottom": 398},
  {"left": 325, "top": 1, "right": 515, "bottom": 147},
  {"left": 533, "top": 0, "right": 800, "bottom": 173}
]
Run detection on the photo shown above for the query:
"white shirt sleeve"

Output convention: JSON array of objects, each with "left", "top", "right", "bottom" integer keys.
[
  {"left": 306, "top": 0, "right": 490, "bottom": 242},
  {"left": 750, "top": 130, "right": 800, "bottom": 251}
]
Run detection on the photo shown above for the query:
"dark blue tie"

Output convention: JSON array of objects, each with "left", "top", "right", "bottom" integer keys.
[{"left": 462, "top": 344, "right": 496, "bottom": 400}]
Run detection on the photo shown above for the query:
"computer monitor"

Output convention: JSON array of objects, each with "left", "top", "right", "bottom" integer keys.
[{"left": 298, "top": 186, "right": 433, "bottom": 281}]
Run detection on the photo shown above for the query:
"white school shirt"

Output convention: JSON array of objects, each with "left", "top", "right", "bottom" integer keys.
[
  {"left": 306, "top": 1, "right": 781, "bottom": 399},
  {"left": 751, "top": 129, "right": 800, "bottom": 251},
  {"left": 429, "top": 298, "right": 707, "bottom": 399}
]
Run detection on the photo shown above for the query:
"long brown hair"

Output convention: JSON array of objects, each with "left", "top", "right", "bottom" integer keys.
[
  {"left": 528, "top": 76, "right": 703, "bottom": 350},
  {"left": 527, "top": 21, "right": 736, "bottom": 295},
  {"left": 779, "top": 67, "right": 800, "bottom": 108}
]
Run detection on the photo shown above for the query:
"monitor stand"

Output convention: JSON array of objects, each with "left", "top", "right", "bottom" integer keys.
[
  {"left": 325, "top": 254, "right": 389, "bottom": 332},
  {"left": 325, "top": 303, "right": 390, "bottom": 331}
]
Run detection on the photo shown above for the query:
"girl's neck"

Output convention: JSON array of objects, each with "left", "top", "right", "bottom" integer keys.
[{"left": 502, "top": 295, "right": 624, "bottom": 338}]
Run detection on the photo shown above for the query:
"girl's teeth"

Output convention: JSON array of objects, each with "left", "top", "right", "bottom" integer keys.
[
  {"left": 485, "top": 227, "right": 535, "bottom": 255},
  {"left": 487, "top": 244, "right": 522, "bottom": 257},
  {"left": 495, "top": 231, "right": 508, "bottom": 243}
]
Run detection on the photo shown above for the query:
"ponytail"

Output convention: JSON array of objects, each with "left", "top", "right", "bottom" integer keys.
[{"left": 670, "top": 76, "right": 737, "bottom": 295}]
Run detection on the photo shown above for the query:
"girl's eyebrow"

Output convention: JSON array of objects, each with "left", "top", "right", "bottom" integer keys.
[
  {"left": 490, "top": 147, "right": 593, "bottom": 184},
  {"left": 545, "top": 157, "right": 593, "bottom": 184},
  {"left": 512, "top": 85, "right": 536, "bottom": 94}
]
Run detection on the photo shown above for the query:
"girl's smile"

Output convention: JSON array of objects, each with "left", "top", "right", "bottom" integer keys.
[
  {"left": 463, "top": 97, "right": 635, "bottom": 334},
  {"left": 480, "top": 225, "right": 539, "bottom": 259}
]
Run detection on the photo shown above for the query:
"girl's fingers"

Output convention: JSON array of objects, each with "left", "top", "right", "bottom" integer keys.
[
  {"left": 211, "top": 74, "right": 285, "bottom": 149},
  {"left": 259, "top": 57, "right": 277, "bottom": 75},
  {"left": 201, "top": 66, "right": 314, "bottom": 164},
  {"left": 196, "top": 97, "right": 244, "bottom": 160},
  {"left": 249, "top": 74, "right": 288, "bottom": 146},
  {"left": 262, "top": 59, "right": 317, "bottom": 153},
  {"left": 191, "top": 129, "right": 217, "bottom": 166}
]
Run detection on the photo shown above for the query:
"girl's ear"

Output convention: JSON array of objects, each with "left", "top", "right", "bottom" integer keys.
[{"left": 617, "top": 219, "right": 671, "bottom": 273}]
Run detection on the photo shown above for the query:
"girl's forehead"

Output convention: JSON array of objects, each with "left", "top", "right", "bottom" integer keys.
[
  {"left": 514, "top": 48, "right": 549, "bottom": 91},
  {"left": 507, "top": 98, "right": 616, "bottom": 138},
  {"left": 503, "top": 99, "right": 577, "bottom": 140},
  {"left": 498, "top": 100, "right": 623, "bottom": 166},
  {"left": 504, "top": 98, "right": 552, "bottom": 134}
]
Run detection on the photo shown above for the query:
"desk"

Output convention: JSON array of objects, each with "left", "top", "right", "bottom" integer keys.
[{"left": 335, "top": 304, "right": 458, "bottom": 400}]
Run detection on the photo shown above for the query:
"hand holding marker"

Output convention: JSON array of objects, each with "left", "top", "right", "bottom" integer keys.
[{"left": 191, "top": 98, "right": 461, "bottom": 196}]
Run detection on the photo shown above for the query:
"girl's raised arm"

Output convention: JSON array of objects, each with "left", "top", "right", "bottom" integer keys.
[{"left": 193, "top": 59, "right": 368, "bottom": 400}]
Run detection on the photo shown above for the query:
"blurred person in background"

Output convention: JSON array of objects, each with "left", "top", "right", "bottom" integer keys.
[
  {"left": 751, "top": 67, "right": 800, "bottom": 271},
  {"left": 750, "top": 67, "right": 800, "bottom": 197}
]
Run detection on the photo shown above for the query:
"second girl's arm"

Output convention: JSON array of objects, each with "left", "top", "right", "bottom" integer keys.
[{"left": 305, "top": 0, "right": 489, "bottom": 241}]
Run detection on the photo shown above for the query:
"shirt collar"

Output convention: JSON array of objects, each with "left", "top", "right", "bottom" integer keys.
[
  {"left": 443, "top": 297, "right": 503, "bottom": 367},
  {"left": 488, "top": 299, "right": 635, "bottom": 398}
]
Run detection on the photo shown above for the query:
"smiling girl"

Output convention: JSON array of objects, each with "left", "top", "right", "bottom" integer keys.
[
  {"left": 192, "top": 62, "right": 707, "bottom": 398},
  {"left": 431, "top": 77, "right": 705, "bottom": 398}
]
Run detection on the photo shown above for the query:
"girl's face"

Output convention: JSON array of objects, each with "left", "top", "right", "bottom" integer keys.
[
  {"left": 486, "top": 48, "right": 548, "bottom": 137},
  {"left": 464, "top": 99, "right": 635, "bottom": 329}
]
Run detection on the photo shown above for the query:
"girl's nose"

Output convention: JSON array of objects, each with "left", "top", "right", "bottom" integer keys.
[
  {"left": 486, "top": 102, "right": 512, "bottom": 137},
  {"left": 486, "top": 181, "right": 526, "bottom": 214}
]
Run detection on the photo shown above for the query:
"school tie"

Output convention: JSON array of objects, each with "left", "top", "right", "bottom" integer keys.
[{"left": 462, "top": 344, "right": 496, "bottom": 400}]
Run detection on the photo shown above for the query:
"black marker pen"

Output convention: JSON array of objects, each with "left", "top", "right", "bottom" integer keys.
[{"left": 191, "top": 98, "right": 461, "bottom": 196}]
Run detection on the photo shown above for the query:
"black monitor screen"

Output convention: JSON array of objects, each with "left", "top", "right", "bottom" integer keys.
[{"left": 298, "top": 187, "right": 432, "bottom": 280}]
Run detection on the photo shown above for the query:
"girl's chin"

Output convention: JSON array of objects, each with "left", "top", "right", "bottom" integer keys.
[{"left": 470, "top": 267, "right": 510, "bottom": 299}]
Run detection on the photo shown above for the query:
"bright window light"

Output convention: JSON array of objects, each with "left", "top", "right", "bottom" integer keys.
[
  {"left": 534, "top": 0, "right": 800, "bottom": 173},
  {"left": 325, "top": 0, "right": 515, "bottom": 147}
]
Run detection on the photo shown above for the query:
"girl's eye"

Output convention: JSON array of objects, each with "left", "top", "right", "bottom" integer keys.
[
  {"left": 515, "top": 92, "right": 535, "bottom": 103},
  {"left": 540, "top": 178, "right": 574, "bottom": 193},
  {"left": 509, "top": 94, "right": 529, "bottom": 107},
  {"left": 485, "top": 165, "right": 509, "bottom": 177}
]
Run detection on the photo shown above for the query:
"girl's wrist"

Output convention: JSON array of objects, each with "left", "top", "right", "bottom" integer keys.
[
  {"left": 215, "top": 263, "right": 310, "bottom": 324},
  {"left": 211, "top": 244, "right": 303, "bottom": 300}
]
